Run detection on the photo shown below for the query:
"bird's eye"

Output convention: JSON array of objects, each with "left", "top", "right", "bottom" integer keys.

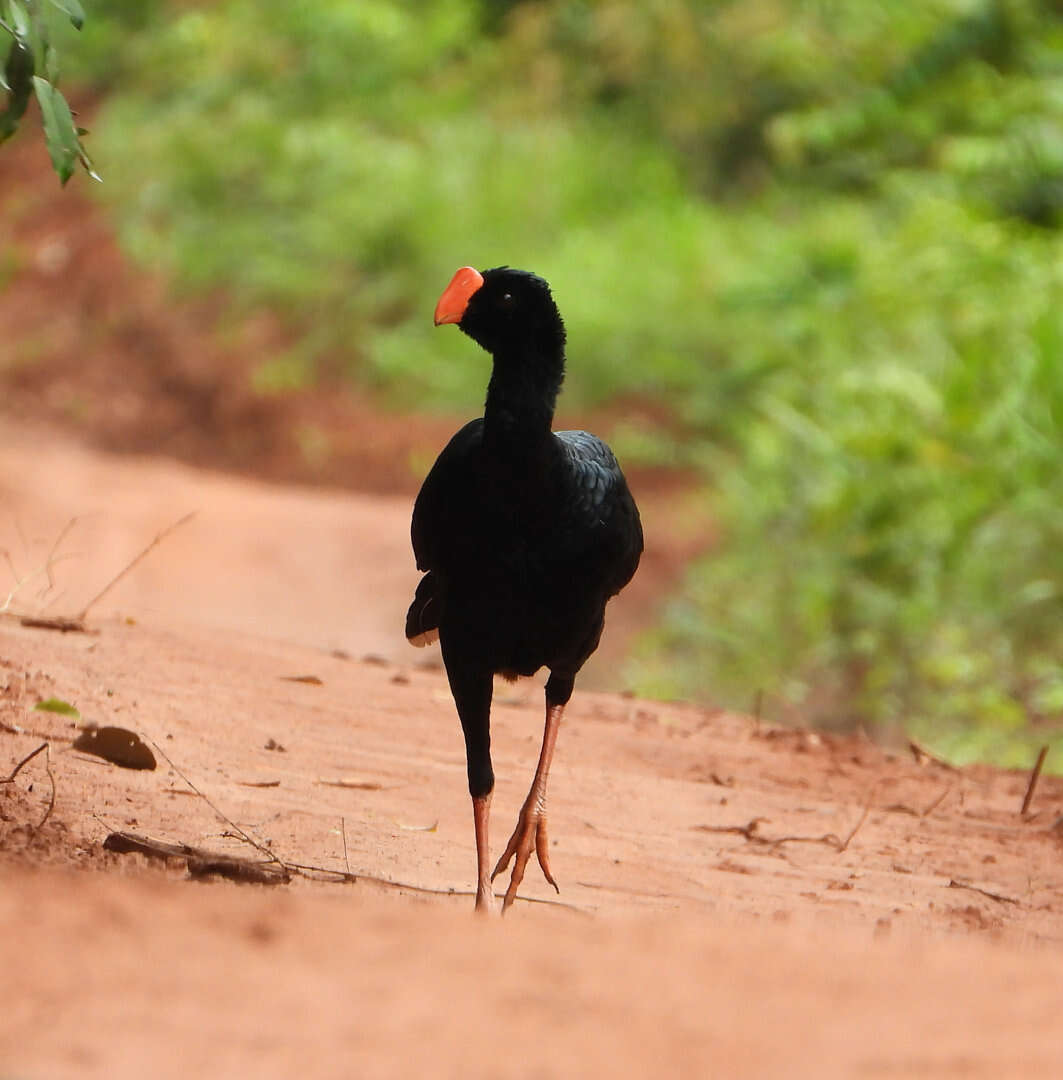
[{"left": 500, "top": 292, "right": 514, "bottom": 306}]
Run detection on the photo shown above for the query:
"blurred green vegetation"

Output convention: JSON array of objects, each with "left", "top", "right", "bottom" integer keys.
[{"left": 71, "top": 0, "right": 1063, "bottom": 764}]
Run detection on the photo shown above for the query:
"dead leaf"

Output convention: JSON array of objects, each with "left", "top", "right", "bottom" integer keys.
[
  {"left": 20, "top": 615, "right": 89, "bottom": 634},
  {"left": 73, "top": 725, "right": 156, "bottom": 770},
  {"left": 279, "top": 674, "right": 323, "bottom": 686},
  {"left": 316, "top": 777, "right": 383, "bottom": 791}
]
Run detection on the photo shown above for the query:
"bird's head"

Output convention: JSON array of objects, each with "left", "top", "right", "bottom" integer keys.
[{"left": 434, "top": 266, "right": 566, "bottom": 358}]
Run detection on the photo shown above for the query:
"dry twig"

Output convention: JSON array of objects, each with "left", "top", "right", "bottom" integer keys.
[
  {"left": 0, "top": 741, "right": 48, "bottom": 783},
  {"left": 149, "top": 737, "right": 286, "bottom": 869},
  {"left": 1021, "top": 745, "right": 1049, "bottom": 818},
  {"left": 102, "top": 831, "right": 291, "bottom": 885},
  {"left": 37, "top": 743, "right": 56, "bottom": 831},
  {"left": 341, "top": 816, "right": 351, "bottom": 875},
  {"left": 695, "top": 784, "right": 879, "bottom": 856},
  {"left": 694, "top": 817, "right": 845, "bottom": 852},
  {"left": 920, "top": 784, "right": 953, "bottom": 818},
  {"left": 18, "top": 615, "right": 90, "bottom": 633},
  {"left": 838, "top": 781, "right": 880, "bottom": 852},
  {"left": 947, "top": 878, "right": 1019, "bottom": 905},
  {"left": 75, "top": 512, "right": 196, "bottom": 622},
  {"left": 1, "top": 742, "right": 57, "bottom": 831}
]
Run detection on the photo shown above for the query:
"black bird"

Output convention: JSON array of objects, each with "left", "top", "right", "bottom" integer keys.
[{"left": 407, "top": 266, "right": 643, "bottom": 912}]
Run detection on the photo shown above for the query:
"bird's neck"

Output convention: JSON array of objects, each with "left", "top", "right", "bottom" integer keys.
[{"left": 483, "top": 342, "right": 564, "bottom": 453}]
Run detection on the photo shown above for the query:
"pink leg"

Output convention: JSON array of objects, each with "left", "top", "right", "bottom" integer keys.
[
  {"left": 491, "top": 701, "right": 564, "bottom": 912},
  {"left": 472, "top": 793, "right": 496, "bottom": 913}
]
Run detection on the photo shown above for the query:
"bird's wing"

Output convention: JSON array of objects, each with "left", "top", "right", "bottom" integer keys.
[
  {"left": 411, "top": 418, "right": 485, "bottom": 573},
  {"left": 553, "top": 429, "right": 644, "bottom": 594}
]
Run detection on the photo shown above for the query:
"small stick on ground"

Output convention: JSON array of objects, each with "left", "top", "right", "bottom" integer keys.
[
  {"left": 18, "top": 615, "right": 89, "bottom": 633},
  {"left": 694, "top": 817, "right": 770, "bottom": 842},
  {"left": 0, "top": 741, "right": 47, "bottom": 783},
  {"left": 35, "top": 744, "right": 56, "bottom": 832},
  {"left": 341, "top": 816, "right": 351, "bottom": 875},
  {"left": 838, "top": 780, "right": 882, "bottom": 852},
  {"left": 103, "top": 831, "right": 291, "bottom": 885},
  {"left": 947, "top": 878, "right": 1019, "bottom": 905},
  {"left": 694, "top": 818, "right": 845, "bottom": 852},
  {"left": 279, "top": 856, "right": 589, "bottom": 913},
  {"left": 696, "top": 783, "right": 880, "bottom": 856},
  {"left": 1020, "top": 745, "right": 1049, "bottom": 818},
  {"left": 149, "top": 737, "right": 287, "bottom": 870},
  {"left": 921, "top": 784, "right": 953, "bottom": 818},
  {"left": 3, "top": 743, "right": 57, "bottom": 830}
]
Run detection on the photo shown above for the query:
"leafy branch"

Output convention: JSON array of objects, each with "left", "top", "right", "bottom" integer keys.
[{"left": 1, "top": 0, "right": 98, "bottom": 184}]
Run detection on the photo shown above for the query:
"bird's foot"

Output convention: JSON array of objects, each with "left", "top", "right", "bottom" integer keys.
[
  {"left": 474, "top": 876, "right": 497, "bottom": 916},
  {"left": 490, "top": 798, "right": 559, "bottom": 912}
]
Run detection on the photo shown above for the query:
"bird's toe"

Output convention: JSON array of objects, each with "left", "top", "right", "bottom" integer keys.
[{"left": 491, "top": 809, "right": 558, "bottom": 912}]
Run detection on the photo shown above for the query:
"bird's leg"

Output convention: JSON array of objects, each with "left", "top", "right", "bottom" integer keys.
[
  {"left": 441, "top": 638, "right": 497, "bottom": 914},
  {"left": 492, "top": 689, "right": 568, "bottom": 912},
  {"left": 472, "top": 792, "right": 496, "bottom": 913}
]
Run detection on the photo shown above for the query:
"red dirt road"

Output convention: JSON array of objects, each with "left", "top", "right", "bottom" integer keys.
[{"left": 2, "top": 429, "right": 1063, "bottom": 1078}]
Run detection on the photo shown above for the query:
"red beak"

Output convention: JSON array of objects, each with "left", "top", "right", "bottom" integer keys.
[{"left": 434, "top": 266, "right": 484, "bottom": 326}]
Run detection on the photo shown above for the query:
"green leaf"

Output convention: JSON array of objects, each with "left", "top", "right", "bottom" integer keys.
[
  {"left": 0, "top": 37, "right": 33, "bottom": 142},
  {"left": 7, "top": 0, "right": 31, "bottom": 42},
  {"left": 34, "top": 697, "right": 81, "bottom": 719},
  {"left": 43, "top": 41, "right": 58, "bottom": 82},
  {"left": 47, "top": 0, "right": 84, "bottom": 30},
  {"left": 32, "top": 75, "right": 79, "bottom": 184}
]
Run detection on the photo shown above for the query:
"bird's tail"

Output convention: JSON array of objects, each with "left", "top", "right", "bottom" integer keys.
[{"left": 405, "top": 572, "right": 440, "bottom": 648}]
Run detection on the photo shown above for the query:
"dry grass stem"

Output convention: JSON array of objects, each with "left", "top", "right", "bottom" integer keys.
[
  {"left": 76, "top": 512, "right": 196, "bottom": 621},
  {"left": 1020, "top": 746, "right": 1049, "bottom": 818},
  {"left": 1, "top": 741, "right": 48, "bottom": 783}
]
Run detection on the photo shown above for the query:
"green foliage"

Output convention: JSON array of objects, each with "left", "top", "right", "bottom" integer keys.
[
  {"left": 85, "top": 0, "right": 708, "bottom": 408},
  {"left": 632, "top": 192, "right": 1063, "bottom": 747},
  {"left": 1, "top": 0, "right": 97, "bottom": 183},
  {"left": 78, "top": 0, "right": 1063, "bottom": 761}
]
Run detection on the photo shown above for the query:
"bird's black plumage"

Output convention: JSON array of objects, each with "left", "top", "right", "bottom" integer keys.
[{"left": 407, "top": 266, "right": 643, "bottom": 911}]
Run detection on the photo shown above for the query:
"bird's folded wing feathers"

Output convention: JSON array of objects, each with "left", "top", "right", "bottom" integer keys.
[
  {"left": 410, "top": 419, "right": 485, "bottom": 572},
  {"left": 555, "top": 430, "right": 628, "bottom": 525}
]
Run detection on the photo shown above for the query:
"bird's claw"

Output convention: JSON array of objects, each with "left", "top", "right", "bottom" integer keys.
[
  {"left": 474, "top": 881, "right": 498, "bottom": 915},
  {"left": 490, "top": 804, "right": 559, "bottom": 912}
]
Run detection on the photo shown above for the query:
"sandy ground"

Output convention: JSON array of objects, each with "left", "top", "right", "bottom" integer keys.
[{"left": 1, "top": 427, "right": 1063, "bottom": 1079}]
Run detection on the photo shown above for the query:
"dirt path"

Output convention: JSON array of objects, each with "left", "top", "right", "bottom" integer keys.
[
  {"left": 0, "top": 422, "right": 415, "bottom": 663},
  {"left": 1, "top": 432, "right": 1062, "bottom": 1078}
]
